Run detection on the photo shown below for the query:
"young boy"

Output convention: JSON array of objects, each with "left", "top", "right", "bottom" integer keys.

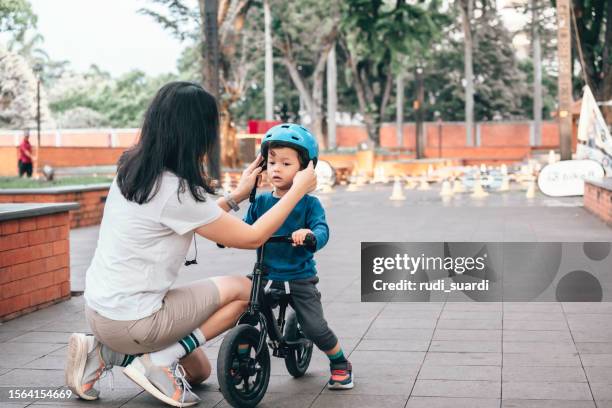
[{"left": 244, "top": 123, "right": 353, "bottom": 389}]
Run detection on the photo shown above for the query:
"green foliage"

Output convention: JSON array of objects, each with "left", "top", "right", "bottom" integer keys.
[{"left": 0, "top": 0, "right": 37, "bottom": 41}]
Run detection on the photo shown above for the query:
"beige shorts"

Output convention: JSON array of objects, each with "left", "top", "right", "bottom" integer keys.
[{"left": 85, "top": 279, "right": 220, "bottom": 354}]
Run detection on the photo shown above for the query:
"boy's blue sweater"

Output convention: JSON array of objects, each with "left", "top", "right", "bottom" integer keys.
[{"left": 244, "top": 192, "right": 329, "bottom": 281}]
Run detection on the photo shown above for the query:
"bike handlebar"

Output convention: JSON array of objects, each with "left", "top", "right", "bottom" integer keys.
[
  {"left": 266, "top": 233, "right": 316, "bottom": 250},
  {"left": 216, "top": 233, "right": 317, "bottom": 250}
]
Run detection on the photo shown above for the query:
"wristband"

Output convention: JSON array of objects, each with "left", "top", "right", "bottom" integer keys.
[{"left": 224, "top": 192, "right": 240, "bottom": 212}]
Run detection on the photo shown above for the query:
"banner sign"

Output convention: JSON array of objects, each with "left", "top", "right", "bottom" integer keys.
[{"left": 538, "top": 159, "right": 604, "bottom": 196}]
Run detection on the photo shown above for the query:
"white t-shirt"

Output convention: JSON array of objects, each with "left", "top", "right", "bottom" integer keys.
[{"left": 84, "top": 172, "right": 222, "bottom": 320}]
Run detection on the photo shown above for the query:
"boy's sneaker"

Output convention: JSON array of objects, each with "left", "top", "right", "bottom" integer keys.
[
  {"left": 65, "top": 333, "right": 124, "bottom": 400},
  {"left": 328, "top": 361, "right": 354, "bottom": 390},
  {"left": 123, "top": 354, "right": 200, "bottom": 407}
]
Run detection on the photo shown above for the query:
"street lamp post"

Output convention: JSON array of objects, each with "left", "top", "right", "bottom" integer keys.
[
  {"left": 33, "top": 64, "right": 43, "bottom": 178},
  {"left": 414, "top": 65, "right": 424, "bottom": 159},
  {"left": 435, "top": 111, "right": 442, "bottom": 158}
]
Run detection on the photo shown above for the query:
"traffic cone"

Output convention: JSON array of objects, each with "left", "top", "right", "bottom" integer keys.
[
  {"left": 471, "top": 176, "right": 488, "bottom": 198},
  {"left": 404, "top": 177, "right": 416, "bottom": 190},
  {"left": 440, "top": 180, "right": 454, "bottom": 197},
  {"left": 389, "top": 176, "right": 406, "bottom": 201},
  {"left": 498, "top": 175, "right": 510, "bottom": 192},
  {"left": 548, "top": 150, "right": 556, "bottom": 165},
  {"left": 346, "top": 171, "right": 360, "bottom": 192},
  {"left": 417, "top": 177, "right": 431, "bottom": 191},
  {"left": 525, "top": 178, "right": 536, "bottom": 198},
  {"left": 500, "top": 164, "right": 508, "bottom": 175},
  {"left": 452, "top": 178, "right": 466, "bottom": 193},
  {"left": 480, "top": 163, "right": 487, "bottom": 173}
]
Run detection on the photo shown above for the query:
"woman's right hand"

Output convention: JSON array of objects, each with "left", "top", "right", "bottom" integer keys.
[{"left": 291, "top": 161, "right": 317, "bottom": 195}]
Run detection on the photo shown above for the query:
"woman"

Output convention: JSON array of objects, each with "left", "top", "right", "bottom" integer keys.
[{"left": 64, "top": 82, "right": 317, "bottom": 407}]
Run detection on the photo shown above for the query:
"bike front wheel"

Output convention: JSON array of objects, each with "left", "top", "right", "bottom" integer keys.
[{"left": 217, "top": 324, "right": 271, "bottom": 408}]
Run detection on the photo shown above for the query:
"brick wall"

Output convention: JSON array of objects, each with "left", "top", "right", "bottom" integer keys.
[
  {"left": 0, "top": 212, "right": 71, "bottom": 321},
  {"left": 0, "top": 187, "right": 109, "bottom": 228},
  {"left": 584, "top": 181, "right": 612, "bottom": 226}
]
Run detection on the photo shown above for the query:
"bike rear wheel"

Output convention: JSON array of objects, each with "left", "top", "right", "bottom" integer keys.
[{"left": 284, "top": 311, "right": 313, "bottom": 378}]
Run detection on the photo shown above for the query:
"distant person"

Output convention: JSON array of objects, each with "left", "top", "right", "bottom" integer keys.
[{"left": 18, "top": 130, "right": 33, "bottom": 178}]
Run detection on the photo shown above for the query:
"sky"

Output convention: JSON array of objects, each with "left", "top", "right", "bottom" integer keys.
[{"left": 30, "top": 0, "right": 188, "bottom": 77}]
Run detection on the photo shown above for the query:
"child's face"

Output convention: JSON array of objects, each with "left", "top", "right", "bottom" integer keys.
[{"left": 267, "top": 147, "right": 301, "bottom": 190}]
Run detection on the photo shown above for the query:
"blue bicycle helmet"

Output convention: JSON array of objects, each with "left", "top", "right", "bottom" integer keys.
[{"left": 260, "top": 123, "right": 318, "bottom": 168}]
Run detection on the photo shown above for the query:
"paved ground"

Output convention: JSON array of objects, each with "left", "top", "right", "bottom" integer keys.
[{"left": 1, "top": 183, "right": 612, "bottom": 407}]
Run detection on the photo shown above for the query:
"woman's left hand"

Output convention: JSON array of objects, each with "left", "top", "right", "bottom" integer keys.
[{"left": 233, "top": 155, "right": 263, "bottom": 202}]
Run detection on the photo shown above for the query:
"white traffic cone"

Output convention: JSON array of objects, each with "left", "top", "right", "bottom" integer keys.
[
  {"left": 498, "top": 175, "right": 510, "bottom": 192},
  {"left": 500, "top": 163, "right": 508, "bottom": 176},
  {"left": 389, "top": 176, "right": 406, "bottom": 201},
  {"left": 471, "top": 176, "right": 488, "bottom": 198},
  {"left": 480, "top": 163, "right": 487, "bottom": 173},
  {"left": 548, "top": 150, "right": 556, "bottom": 165},
  {"left": 346, "top": 171, "right": 360, "bottom": 192},
  {"left": 525, "top": 179, "right": 536, "bottom": 198},
  {"left": 417, "top": 177, "right": 431, "bottom": 191},
  {"left": 452, "top": 178, "right": 466, "bottom": 193},
  {"left": 440, "top": 180, "right": 454, "bottom": 197},
  {"left": 404, "top": 177, "right": 416, "bottom": 190}
]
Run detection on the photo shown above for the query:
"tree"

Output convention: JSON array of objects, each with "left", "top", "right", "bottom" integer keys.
[
  {"left": 0, "top": 0, "right": 37, "bottom": 42},
  {"left": 458, "top": 0, "right": 475, "bottom": 145},
  {"left": 340, "top": 0, "right": 447, "bottom": 146},
  {"left": 142, "top": 0, "right": 260, "bottom": 168},
  {"left": 269, "top": 0, "right": 340, "bottom": 148},
  {"left": 570, "top": 0, "right": 612, "bottom": 123},
  {"left": 0, "top": 43, "right": 54, "bottom": 129}
]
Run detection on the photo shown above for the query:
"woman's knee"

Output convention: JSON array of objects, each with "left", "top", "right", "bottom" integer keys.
[
  {"left": 180, "top": 348, "right": 211, "bottom": 385},
  {"left": 211, "top": 276, "right": 251, "bottom": 304}
]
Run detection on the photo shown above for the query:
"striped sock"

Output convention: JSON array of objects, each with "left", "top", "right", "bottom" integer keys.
[
  {"left": 149, "top": 329, "right": 206, "bottom": 367},
  {"left": 327, "top": 349, "right": 347, "bottom": 365},
  {"left": 119, "top": 354, "right": 136, "bottom": 367}
]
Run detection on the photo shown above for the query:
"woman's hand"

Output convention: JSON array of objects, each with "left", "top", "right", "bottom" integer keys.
[
  {"left": 232, "top": 155, "right": 263, "bottom": 202},
  {"left": 291, "top": 161, "right": 317, "bottom": 195}
]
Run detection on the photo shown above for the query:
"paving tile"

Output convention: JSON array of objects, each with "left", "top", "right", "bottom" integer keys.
[
  {"left": 503, "top": 303, "right": 563, "bottom": 313},
  {"left": 502, "top": 366, "right": 587, "bottom": 383},
  {"left": 502, "top": 382, "right": 592, "bottom": 400},
  {"left": 122, "top": 389, "right": 222, "bottom": 408},
  {"left": 430, "top": 341, "right": 501, "bottom": 353},
  {"left": 591, "top": 383, "right": 612, "bottom": 400},
  {"left": 364, "top": 327, "right": 433, "bottom": 340},
  {"left": 424, "top": 352, "right": 501, "bottom": 366},
  {"left": 433, "top": 329, "right": 501, "bottom": 342},
  {"left": 503, "top": 330, "right": 573, "bottom": 343},
  {"left": 581, "top": 354, "right": 612, "bottom": 366},
  {"left": 348, "top": 350, "right": 425, "bottom": 366},
  {"left": 406, "top": 396, "right": 499, "bottom": 408},
  {"left": 502, "top": 342, "right": 577, "bottom": 353},
  {"left": 6, "top": 332, "right": 72, "bottom": 344},
  {"left": 0, "top": 342, "right": 66, "bottom": 356},
  {"left": 503, "top": 312, "right": 566, "bottom": 321},
  {"left": 311, "top": 394, "right": 408, "bottom": 408},
  {"left": 436, "top": 319, "right": 502, "bottom": 330},
  {"left": 355, "top": 339, "right": 430, "bottom": 352},
  {"left": 501, "top": 400, "right": 596, "bottom": 407},
  {"left": 441, "top": 311, "right": 502, "bottom": 320},
  {"left": 0, "top": 354, "right": 40, "bottom": 369},
  {"left": 563, "top": 303, "right": 612, "bottom": 314},
  {"left": 370, "top": 318, "right": 437, "bottom": 330},
  {"left": 0, "top": 369, "right": 64, "bottom": 387},
  {"left": 503, "top": 320, "right": 568, "bottom": 331},
  {"left": 584, "top": 366, "right": 612, "bottom": 383},
  {"left": 418, "top": 365, "right": 501, "bottom": 381},
  {"left": 445, "top": 303, "right": 503, "bottom": 312},
  {"left": 412, "top": 379, "right": 500, "bottom": 398},
  {"left": 576, "top": 342, "right": 612, "bottom": 353},
  {"left": 503, "top": 353, "right": 581, "bottom": 367}
]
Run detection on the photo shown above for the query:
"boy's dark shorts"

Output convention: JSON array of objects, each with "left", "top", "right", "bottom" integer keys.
[{"left": 264, "top": 275, "right": 338, "bottom": 351}]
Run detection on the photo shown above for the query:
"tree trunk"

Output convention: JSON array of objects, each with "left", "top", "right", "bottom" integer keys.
[
  {"left": 219, "top": 99, "right": 239, "bottom": 168},
  {"left": 200, "top": 0, "right": 221, "bottom": 179},
  {"left": 326, "top": 44, "right": 337, "bottom": 149},
  {"left": 396, "top": 72, "right": 404, "bottom": 148},
  {"left": 460, "top": 0, "right": 475, "bottom": 146},
  {"left": 264, "top": 0, "right": 274, "bottom": 121},
  {"left": 532, "top": 0, "right": 542, "bottom": 146}
]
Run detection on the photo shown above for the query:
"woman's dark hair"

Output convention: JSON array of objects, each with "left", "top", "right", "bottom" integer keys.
[{"left": 117, "top": 81, "right": 218, "bottom": 204}]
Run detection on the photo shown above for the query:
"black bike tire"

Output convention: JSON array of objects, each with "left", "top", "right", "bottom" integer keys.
[
  {"left": 217, "top": 324, "right": 271, "bottom": 408},
  {"left": 283, "top": 312, "right": 313, "bottom": 378}
]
